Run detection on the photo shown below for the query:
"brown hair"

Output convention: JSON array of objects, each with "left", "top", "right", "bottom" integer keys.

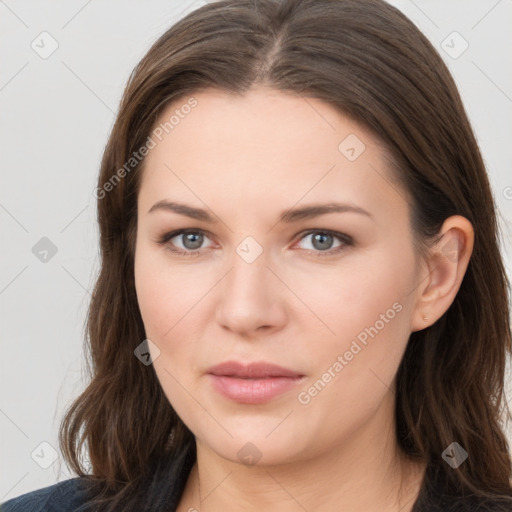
[{"left": 59, "top": 0, "right": 512, "bottom": 510}]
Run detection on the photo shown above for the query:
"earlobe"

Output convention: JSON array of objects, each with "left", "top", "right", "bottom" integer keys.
[{"left": 410, "top": 215, "right": 474, "bottom": 332}]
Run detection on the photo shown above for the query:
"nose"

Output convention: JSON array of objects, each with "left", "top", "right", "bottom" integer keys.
[{"left": 215, "top": 249, "right": 288, "bottom": 337}]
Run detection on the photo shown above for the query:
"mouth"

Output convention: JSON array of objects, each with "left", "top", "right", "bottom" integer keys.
[{"left": 206, "top": 361, "right": 305, "bottom": 404}]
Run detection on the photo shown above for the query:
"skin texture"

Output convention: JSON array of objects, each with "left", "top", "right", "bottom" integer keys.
[{"left": 134, "top": 87, "right": 474, "bottom": 511}]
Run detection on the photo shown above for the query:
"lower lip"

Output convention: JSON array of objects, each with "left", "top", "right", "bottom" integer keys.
[{"left": 208, "top": 375, "right": 304, "bottom": 404}]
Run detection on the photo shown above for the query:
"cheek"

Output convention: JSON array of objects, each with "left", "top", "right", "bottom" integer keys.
[
  {"left": 134, "top": 249, "right": 202, "bottom": 414},
  {"left": 284, "top": 247, "right": 414, "bottom": 344},
  {"left": 134, "top": 243, "right": 202, "bottom": 340},
  {"left": 134, "top": 244, "right": 214, "bottom": 411},
  {"left": 292, "top": 247, "right": 415, "bottom": 394},
  {"left": 134, "top": 263, "right": 168, "bottom": 340}
]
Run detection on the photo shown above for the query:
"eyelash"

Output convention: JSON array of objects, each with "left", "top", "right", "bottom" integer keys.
[{"left": 156, "top": 228, "right": 353, "bottom": 258}]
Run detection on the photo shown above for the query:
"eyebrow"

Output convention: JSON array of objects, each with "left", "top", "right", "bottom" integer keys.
[{"left": 148, "top": 200, "right": 373, "bottom": 223}]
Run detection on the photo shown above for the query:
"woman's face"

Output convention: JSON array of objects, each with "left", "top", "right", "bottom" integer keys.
[{"left": 134, "top": 87, "right": 425, "bottom": 465}]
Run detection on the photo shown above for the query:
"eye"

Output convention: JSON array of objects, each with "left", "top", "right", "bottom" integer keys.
[
  {"left": 157, "top": 229, "right": 214, "bottom": 256},
  {"left": 294, "top": 230, "right": 352, "bottom": 256},
  {"left": 157, "top": 228, "right": 352, "bottom": 257}
]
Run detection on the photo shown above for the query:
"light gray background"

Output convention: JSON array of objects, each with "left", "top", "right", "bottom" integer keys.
[{"left": 1, "top": 0, "right": 511, "bottom": 500}]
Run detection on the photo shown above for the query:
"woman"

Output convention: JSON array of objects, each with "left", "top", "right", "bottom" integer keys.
[{"left": 2, "top": 0, "right": 511, "bottom": 510}]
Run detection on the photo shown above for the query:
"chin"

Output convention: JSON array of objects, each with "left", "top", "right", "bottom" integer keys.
[{"left": 192, "top": 415, "right": 319, "bottom": 467}]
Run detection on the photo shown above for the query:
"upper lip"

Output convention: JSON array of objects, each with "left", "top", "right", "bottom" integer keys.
[{"left": 207, "top": 361, "right": 303, "bottom": 379}]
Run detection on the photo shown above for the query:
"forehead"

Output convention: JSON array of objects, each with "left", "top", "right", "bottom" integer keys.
[
  {"left": 145, "top": 86, "right": 378, "bottom": 166},
  {"left": 138, "top": 87, "right": 407, "bottom": 226}
]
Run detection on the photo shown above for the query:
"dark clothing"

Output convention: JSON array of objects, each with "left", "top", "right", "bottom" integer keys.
[
  {"left": 2, "top": 460, "right": 512, "bottom": 511},
  {"left": 1, "top": 479, "right": 91, "bottom": 512}
]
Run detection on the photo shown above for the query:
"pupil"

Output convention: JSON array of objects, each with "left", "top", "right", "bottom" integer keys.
[
  {"left": 183, "top": 233, "right": 203, "bottom": 250},
  {"left": 312, "top": 233, "right": 332, "bottom": 250}
]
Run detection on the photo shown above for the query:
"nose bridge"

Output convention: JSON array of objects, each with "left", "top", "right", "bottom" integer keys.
[
  {"left": 215, "top": 241, "right": 286, "bottom": 333},
  {"left": 224, "top": 244, "right": 272, "bottom": 305}
]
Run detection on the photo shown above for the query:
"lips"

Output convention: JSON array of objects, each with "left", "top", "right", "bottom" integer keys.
[
  {"left": 207, "top": 361, "right": 305, "bottom": 404},
  {"left": 208, "top": 361, "right": 303, "bottom": 379}
]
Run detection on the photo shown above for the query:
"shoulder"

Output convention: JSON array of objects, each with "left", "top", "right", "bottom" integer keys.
[{"left": 0, "top": 478, "right": 91, "bottom": 512}]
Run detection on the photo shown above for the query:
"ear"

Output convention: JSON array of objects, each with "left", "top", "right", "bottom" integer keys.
[{"left": 410, "top": 215, "right": 474, "bottom": 332}]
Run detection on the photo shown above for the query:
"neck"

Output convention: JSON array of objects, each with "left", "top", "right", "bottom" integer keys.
[{"left": 177, "top": 394, "right": 426, "bottom": 512}]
